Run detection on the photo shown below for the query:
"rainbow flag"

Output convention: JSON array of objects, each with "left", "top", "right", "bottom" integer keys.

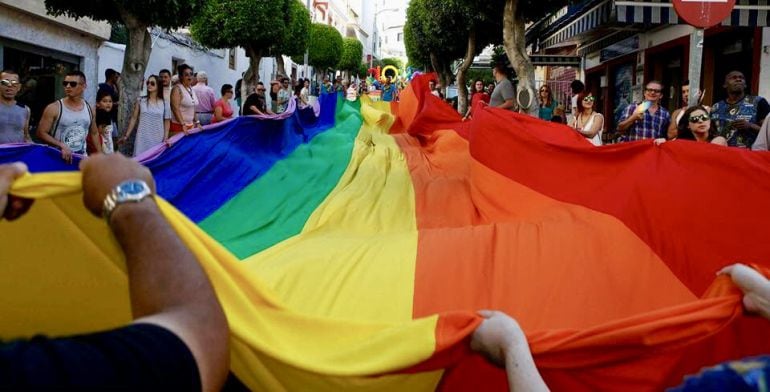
[{"left": 2, "top": 75, "right": 770, "bottom": 390}]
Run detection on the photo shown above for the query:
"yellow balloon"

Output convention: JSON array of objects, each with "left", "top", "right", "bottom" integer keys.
[{"left": 382, "top": 65, "right": 399, "bottom": 79}]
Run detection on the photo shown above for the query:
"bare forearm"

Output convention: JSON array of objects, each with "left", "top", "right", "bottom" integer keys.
[
  {"left": 617, "top": 116, "right": 635, "bottom": 133},
  {"left": 504, "top": 342, "right": 548, "bottom": 392},
  {"left": 38, "top": 131, "right": 65, "bottom": 149},
  {"left": 110, "top": 200, "right": 221, "bottom": 320},
  {"left": 498, "top": 100, "right": 515, "bottom": 110}
]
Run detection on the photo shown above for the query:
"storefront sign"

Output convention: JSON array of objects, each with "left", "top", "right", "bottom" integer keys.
[{"left": 600, "top": 36, "right": 639, "bottom": 63}]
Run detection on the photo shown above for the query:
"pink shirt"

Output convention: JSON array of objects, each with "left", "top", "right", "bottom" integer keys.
[
  {"left": 211, "top": 99, "right": 234, "bottom": 123},
  {"left": 192, "top": 84, "right": 217, "bottom": 113}
]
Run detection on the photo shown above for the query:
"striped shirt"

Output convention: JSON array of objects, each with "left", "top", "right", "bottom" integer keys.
[{"left": 620, "top": 103, "right": 670, "bottom": 142}]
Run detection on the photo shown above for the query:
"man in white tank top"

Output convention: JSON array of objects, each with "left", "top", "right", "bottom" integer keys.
[{"left": 36, "top": 70, "right": 101, "bottom": 163}]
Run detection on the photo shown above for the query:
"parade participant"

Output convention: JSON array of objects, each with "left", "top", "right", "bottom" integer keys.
[
  {"left": 617, "top": 81, "right": 670, "bottom": 142},
  {"left": 667, "top": 80, "right": 703, "bottom": 139},
  {"left": 300, "top": 79, "right": 310, "bottom": 107},
  {"left": 675, "top": 105, "right": 727, "bottom": 145},
  {"left": 568, "top": 80, "right": 584, "bottom": 123},
  {"left": 94, "top": 90, "right": 115, "bottom": 154},
  {"left": 159, "top": 69, "right": 173, "bottom": 122},
  {"left": 463, "top": 79, "right": 490, "bottom": 121},
  {"left": 169, "top": 64, "right": 200, "bottom": 136},
  {"left": 538, "top": 85, "right": 558, "bottom": 121},
  {"left": 276, "top": 78, "right": 292, "bottom": 114},
  {"left": 243, "top": 82, "right": 272, "bottom": 116},
  {"left": 0, "top": 69, "right": 31, "bottom": 144},
  {"left": 192, "top": 71, "right": 217, "bottom": 126},
  {"left": 488, "top": 63, "right": 516, "bottom": 112},
  {"left": 97, "top": 68, "right": 120, "bottom": 143},
  {"left": 571, "top": 92, "right": 603, "bottom": 146},
  {"left": 429, "top": 79, "right": 440, "bottom": 98},
  {"left": 36, "top": 70, "right": 101, "bottom": 162},
  {"left": 710, "top": 71, "right": 770, "bottom": 148},
  {"left": 212, "top": 84, "right": 234, "bottom": 124},
  {"left": 121, "top": 75, "right": 169, "bottom": 156},
  {"left": 381, "top": 77, "right": 396, "bottom": 102},
  {"left": 346, "top": 82, "right": 358, "bottom": 101},
  {"left": 320, "top": 77, "right": 333, "bottom": 95},
  {"left": 0, "top": 155, "right": 229, "bottom": 390},
  {"left": 752, "top": 114, "right": 770, "bottom": 151}
]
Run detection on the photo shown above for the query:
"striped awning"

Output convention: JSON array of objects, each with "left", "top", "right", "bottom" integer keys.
[
  {"left": 616, "top": 0, "right": 770, "bottom": 26},
  {"left": 541, "top": 0, "right": 614, "bottom": 49}
]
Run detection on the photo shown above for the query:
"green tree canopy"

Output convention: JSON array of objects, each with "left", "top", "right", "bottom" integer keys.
[
  {"left": 338, "top": 38, "right": 364, "bottom": 72},
  {"left": 307, "top": 23, "right": 343, "bottom": 72},
  {"left": 45, "top": 0, "right": 202, "bottom": 29},
  {"left": 380, "top": 58, "right": 404, "bottom": 70},
  {"left": 274, "top": 0, "right": 311, "bottom": 58},
  {"left": 191, "top": 0, "right": 290, "bottom": 51}
]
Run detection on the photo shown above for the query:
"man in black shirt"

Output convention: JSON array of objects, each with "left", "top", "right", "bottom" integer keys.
[
  {"left": 0, "top": 155, "right": 229, "bottom": 390},
  {"left": 243, "top": 82, "right": 272, "bottom": 116}
]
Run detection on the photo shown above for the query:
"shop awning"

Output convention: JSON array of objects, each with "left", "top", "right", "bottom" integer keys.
[
  {"left": 540, "top": 0, "right": 616, "bottom": 49},
  {"left": 532, "top": 0, "right": 769, "bottom": 52},
  {"left": 616, "top": 0, "right": 770, "bottom": 27}
]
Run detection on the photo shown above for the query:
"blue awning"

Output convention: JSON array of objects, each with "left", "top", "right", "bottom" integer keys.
[
  {"left": 541, "top": 0, "right": 615, "bottom": 49},
  {"left": 616, "top": 0, "right": 770, "bottom": 26}
]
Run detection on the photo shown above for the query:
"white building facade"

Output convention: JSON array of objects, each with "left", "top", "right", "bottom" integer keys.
[{"left": 0, "top": 0, "right": 110, "bottom": 133}]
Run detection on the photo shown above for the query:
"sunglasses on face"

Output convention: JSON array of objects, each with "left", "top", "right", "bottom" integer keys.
[
  {"left": 62, "top": 81, "right": 79, "bottom": 88},
  {"left": 583, "top": 96, "right": 595, "bottom": 102},
  {"left": 183, "top": 72, "right": 193, "bottom": 77},
  {"left": 258, "top": 88, "right": 266, "bottom": 91},
  {"left": 540, "top": 89, "right": 548, "bottom": 92},
  {"left": 689, "top": 114, "right": 710, "bottom": 123},
  {"left": 645, "top": 88, "right": 662, "bottom": 94},
  {"left": 146, "top": 81, "right": 156, "bottom": 86},
  {"left": 0, "top": 79, "right": 20, "bottom": 87}
]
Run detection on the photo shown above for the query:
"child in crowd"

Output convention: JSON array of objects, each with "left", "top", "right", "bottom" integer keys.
[{"left": 95, "top": 89, "right": 114, "bottom": 154}]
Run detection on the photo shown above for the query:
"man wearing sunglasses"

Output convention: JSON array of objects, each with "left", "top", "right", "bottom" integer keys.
[
  {"left": 617, "top": 81, "right": 670, "bottom": 142},
  {"left": 36, "top": 71, "right": 101, "bottom": 163},
  {"left": 0, "top": 69, "right": 31, "bottom": 144},
  {"left": 710, "top": 71, "right": 770, "bottom": 148}
]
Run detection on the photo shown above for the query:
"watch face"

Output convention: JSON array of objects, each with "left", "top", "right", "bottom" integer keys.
[{"left": 117, "top": 181, "right": 149, "bottom": 200}]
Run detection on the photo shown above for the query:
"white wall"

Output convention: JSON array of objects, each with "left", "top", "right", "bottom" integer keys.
[
  {"left": 759, "top": 27, "right": 770, "bottom": 100},
  {"left": 98, "top": 36, "right": 285, "bottom": 99},
  {"left": 0, "top": 4, "right": 102, "bottom": 103},
  {"left": 641, "top": 24, "right": 693, "bottom": 49}
]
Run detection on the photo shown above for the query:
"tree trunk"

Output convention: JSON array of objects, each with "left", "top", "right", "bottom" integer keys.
[
  {"left": 242, "top": 45, "right": 263, "bottom": 112},
  {"left": 276, "top": 55, "right": 287, "bottom": 78},
  {"left": 430, "top": 52, "right": 441, "bottom": 86},
  {"left": 116, "top": 7, "right": 153, "bottom": 155},
  {"left": 456, "top": 27, "right": 477, "bottom": 115},
  {"left": 503, "top": 0, "right": 537, "bottom": 117}
]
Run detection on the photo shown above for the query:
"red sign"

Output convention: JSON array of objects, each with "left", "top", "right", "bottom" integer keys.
[{"left": 673, "top": 0, "right": 736, "bottom": 28}]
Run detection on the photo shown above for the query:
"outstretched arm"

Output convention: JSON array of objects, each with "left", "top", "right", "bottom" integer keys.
[
  {"left": 80, "top": 154, "right": 229, "bottom": 392},
  {"left": 471, "top": 310, "right": 549, "bottom": 392}
]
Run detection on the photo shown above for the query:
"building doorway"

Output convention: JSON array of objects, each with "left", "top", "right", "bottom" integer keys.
[{"left": 1, "top": 40, "right": 80, "bottom": 140}]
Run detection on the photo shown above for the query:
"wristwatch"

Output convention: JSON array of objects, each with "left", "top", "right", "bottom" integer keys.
[{"left": 102, "top": 180, "right": 153, "bottom": 221}]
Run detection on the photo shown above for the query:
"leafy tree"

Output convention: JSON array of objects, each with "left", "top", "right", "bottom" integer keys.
[
  {"left": 380, "top": 58, "right": 404, "bottom": 70},
  {"left": 192, "top": 0, "right": 290, "bottom": 102},
  {"left": 503, "top": 0, "right": 567, "bottom": 116},
  {"left": 357, "top": 63, "right": 369, "bottom": 79},
  {"left": 109, "top": 23, "right": 128, "bottom": 45},
  {"left": 44, "top": 0, "right": 203, "bottom": 138},
  {"left": 273, "top": 0, "right": 311, "bottom": 78},
  {"left": 306, "top": 23, "right": 343, "bottom": 77},
  {"left": 338, "top": 38, "right": 363, "bottom": 77},
  {"left": 405, "top": 0, "right": 504, "bottom": 114},
  {"left": 404, "top": 23, "right": 431, "bottom": 70}
]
